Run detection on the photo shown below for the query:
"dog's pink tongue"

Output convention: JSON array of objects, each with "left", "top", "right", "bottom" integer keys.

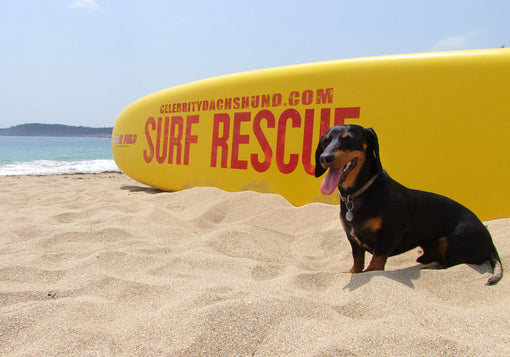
[{"left": 320, "top": 167, "right": 342, "bottom": 195}]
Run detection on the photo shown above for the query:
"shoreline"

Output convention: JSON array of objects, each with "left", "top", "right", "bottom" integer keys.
[
  {"left": 1, "top": 172, "right": 508, "bottom": 355},
  {"left": 0, "top": 169, "right": 122, "bottom": 177}
]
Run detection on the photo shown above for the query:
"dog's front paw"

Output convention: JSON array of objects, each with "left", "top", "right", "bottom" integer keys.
[{"left": 345, "top": 266, "right": 363, "bottom": 274}]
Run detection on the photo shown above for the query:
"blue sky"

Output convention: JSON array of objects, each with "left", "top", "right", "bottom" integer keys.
[{"left": 1, "top": 0, "right": 509, "bottom": 128}]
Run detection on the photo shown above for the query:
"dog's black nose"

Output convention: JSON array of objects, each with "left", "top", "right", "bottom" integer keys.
[{"left": 320, "top": 153, "right": 334, "bottom": 166}]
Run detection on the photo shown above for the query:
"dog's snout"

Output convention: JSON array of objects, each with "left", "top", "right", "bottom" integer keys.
[{"left": 320, "top": 153, "right": 335, "bottom": 166}]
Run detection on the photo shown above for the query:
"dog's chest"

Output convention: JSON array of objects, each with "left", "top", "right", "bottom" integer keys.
[{"left": 341, "top": 216, "right": 376, "bottom": 252}]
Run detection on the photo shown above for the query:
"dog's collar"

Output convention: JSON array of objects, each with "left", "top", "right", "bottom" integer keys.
[
  {"left": 339, "top": 173, "right": 379, "bottom": 202},
  {"left": 339, "top": 173, "right": 379, "bottom": 222}
]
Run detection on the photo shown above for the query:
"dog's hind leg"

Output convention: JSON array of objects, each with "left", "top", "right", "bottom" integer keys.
[{"left": 417, "top": 237, "right": 448, "bottom": 265}]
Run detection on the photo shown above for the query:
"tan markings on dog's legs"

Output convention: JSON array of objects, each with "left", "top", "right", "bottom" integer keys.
[
  {"left": 346, "top": 250, "right": 365, "bottom": 273},
  {"left": 438, "top": 237, "right": 448, "bottom": 266},
  {"left": 364, "top": 255, "right": 387, "bottom": 271}
]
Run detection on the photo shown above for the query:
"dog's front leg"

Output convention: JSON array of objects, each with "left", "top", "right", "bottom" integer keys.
[
  {"left": 364, "top": 255, "right": 387, "bottom": 271},
  {"left": 346, "top": 240, "right": 365, "bottom": 273},
  {"left": 364, "top": 232, "right": 394, "bottom": 271}
]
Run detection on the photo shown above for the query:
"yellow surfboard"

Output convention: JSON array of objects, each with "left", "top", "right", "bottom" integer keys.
[{"left": 112, "top": 48, "right": 510, "bottom": 220}]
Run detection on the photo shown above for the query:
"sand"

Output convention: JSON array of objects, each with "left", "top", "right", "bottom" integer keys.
[{"left": 0, "top": 172, "right": 508, "bottom": 356}]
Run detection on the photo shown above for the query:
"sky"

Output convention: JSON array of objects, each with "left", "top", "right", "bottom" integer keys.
[{"left": 1, "top": 0, "right": 509, "bottom": 128}]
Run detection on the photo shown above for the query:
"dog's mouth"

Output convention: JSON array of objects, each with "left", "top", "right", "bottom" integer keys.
[{"left": 320, "top": 158, "right": 358, "bottom": 195}]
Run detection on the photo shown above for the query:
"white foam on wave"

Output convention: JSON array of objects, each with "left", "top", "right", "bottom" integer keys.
[{"left": 0, "top": 160, "right": 119, "bottom": 176}]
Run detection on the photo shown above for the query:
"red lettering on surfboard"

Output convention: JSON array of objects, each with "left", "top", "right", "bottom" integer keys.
[
  {"left": 207, "top": 106, "right": 360, "bottom": 174},
  {"left": 231, "top": 112, "right": 250, "bottom": 170},
  {"left": 210, "top": 113, "right": 230, "bottom": 168},
  {"left": 276, "top": 109, "right": 300, "bottom": 174},
  {"left": 145, "top": 106, "right": 359, "bottom": 173},
  {"left": 155, "top": 117, "right": 169, "bottom": 164},
  {"left": 159, "top": 88, "right": 334, "bottom": 114},
  {"left": 335, "top": 107, "right": 360, "bottom": 126},
  {"left": 123, "top": 134, "right": 137, "bottom": 144},
  {"left": 144, "top": 118, "right": 156, "bottom": 163},
  {"left": 144, "top": 115, "right": 200, "bottom": 165},
  {"left": 184, "top": 115, "right": 199, "bottom": 165},
  {"left": 251, "top": 110, "right": 275, "bottom": 172},
  {"left": 169, "top": 116, "right": 183, "bottom": 164},
  {"left": 112, "top": 134, "right": 137, "bottom": 145}
]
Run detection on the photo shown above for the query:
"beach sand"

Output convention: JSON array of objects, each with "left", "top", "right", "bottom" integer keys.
[{"left": 0, "top": 172, "right": 508, "bottom": 356}]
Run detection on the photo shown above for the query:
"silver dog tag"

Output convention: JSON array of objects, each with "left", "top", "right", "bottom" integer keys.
[{"left": 344, "top": 195, "right": 354, "bottom": 222}]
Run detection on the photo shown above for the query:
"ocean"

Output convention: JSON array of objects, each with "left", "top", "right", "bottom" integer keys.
[{"left": 0, "top": 136, "right": 118, "bottom": 175}]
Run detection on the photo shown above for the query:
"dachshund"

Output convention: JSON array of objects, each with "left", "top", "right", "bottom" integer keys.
[{"left": 315, "top": 124, "right": 503, "bottom": 285}]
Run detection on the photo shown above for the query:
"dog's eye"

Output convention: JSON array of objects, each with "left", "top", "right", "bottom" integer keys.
[
  {"left": 322, "top": 135, "right": 331, "bottom": 144},
  {"left": 340, "top": 134, "right": 352, "bottom": 141}
]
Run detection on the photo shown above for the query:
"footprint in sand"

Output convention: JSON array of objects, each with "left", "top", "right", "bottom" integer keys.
[
  {"left": 251, "top": 264, "right": 284, "bottom": 281},
  {"left": 294, "top": 272, "right": 335, "bottom": 291}
]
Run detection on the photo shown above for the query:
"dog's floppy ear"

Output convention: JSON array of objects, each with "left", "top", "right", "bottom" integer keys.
[
  {"left": 314, "top": 139, "right": 327, "bottom": 177},
  {"left": 365, "top": 128, "right": 382, "bottom": 173}
]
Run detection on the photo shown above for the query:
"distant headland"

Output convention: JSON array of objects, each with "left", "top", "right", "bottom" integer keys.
[{"left": 0, "top": 123, "right": 113, "bottom": 138}]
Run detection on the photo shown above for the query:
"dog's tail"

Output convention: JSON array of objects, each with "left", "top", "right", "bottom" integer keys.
[{"left": 485, "top": 246, "right": 503, "bottom": 286}]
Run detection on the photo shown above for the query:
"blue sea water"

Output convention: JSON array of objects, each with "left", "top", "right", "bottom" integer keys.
[{"left": 0, "top": 136, "right": 118, "bottom": 175}]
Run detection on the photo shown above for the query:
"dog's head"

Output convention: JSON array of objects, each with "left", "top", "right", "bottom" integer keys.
[{"left": 314, "top": 125, "right": 381, "bottom": 195}]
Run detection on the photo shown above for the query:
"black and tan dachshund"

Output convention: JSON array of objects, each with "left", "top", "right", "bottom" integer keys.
[{"left": 315, "top": 124, "right": 503, "bottom": 285}]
